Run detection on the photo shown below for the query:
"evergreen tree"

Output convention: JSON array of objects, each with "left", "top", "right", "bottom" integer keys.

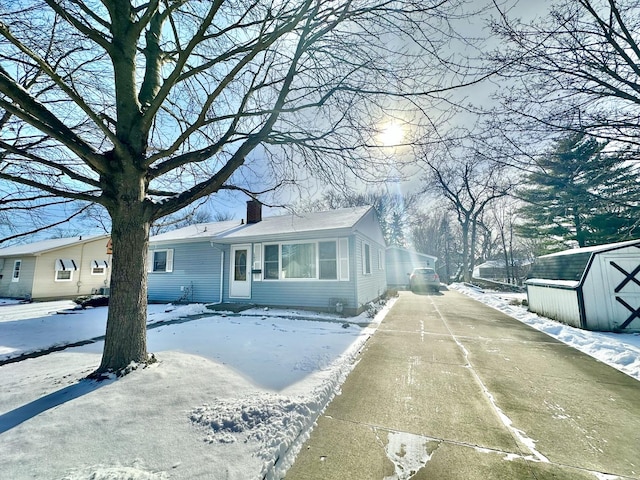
[{"left": 517, "top": 133, "right": 640, "bottom": 249}]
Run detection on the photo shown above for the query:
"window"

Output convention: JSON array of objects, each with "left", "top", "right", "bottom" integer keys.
[
  {"left": 91, "top": 260, "right": 108, "bottom": 275},
  {"left": 363, "top": 243, "right": 371, "bottom": 274},
  {"left": 378, "top": 249, "right": 384, "bottom": 270},
  {"left": 56, "top": 270, "right": 73, "bottom": 281},
  {"left": 12, "top": 260, "right": 21, "bottom": 282},
  {"left": 149, "top": 249, "right": 173, "bottom": 273},
  {"left": 282, "top": 243, "right": 316, "bottom": 279},
  {"left": 263, "top": 239, "right": 348, "bottom": 281},
  {"left": 55, "top": 258, "right": 77, "bottom": 282},
  {"left": 319, "top": 241, "right": 337, "bottom": 280},
  {"left": 264, "top": 244, "right": 279, "bottom": 280}
]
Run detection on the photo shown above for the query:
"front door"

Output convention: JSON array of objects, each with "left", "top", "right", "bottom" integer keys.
[{"left": 230, "top": 245, "right": 251, "bottom": 298}]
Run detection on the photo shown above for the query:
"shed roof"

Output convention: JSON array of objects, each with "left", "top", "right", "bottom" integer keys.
[
  {"left": 0, "top": 235, "right": 109, "bottom": 257},
  {"left": 527, "top": 239, "right": 640, "bottom": 281}
]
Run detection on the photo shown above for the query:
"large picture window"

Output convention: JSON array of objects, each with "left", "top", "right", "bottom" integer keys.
[{"left": 263, "top": 240, "right": 347, "bottom": 281}]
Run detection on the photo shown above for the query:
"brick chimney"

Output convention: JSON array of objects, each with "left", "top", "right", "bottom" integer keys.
[{"left": 246, "top": 199, "right": 262, "bottom": 224}]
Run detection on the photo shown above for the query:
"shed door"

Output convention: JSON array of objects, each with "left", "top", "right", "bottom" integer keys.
[
  {"left": 230, "top": 245, "right": 251, "bottom": 299},
  {"left": 605, "top": 256, "right": 640, "bottom": 331}
]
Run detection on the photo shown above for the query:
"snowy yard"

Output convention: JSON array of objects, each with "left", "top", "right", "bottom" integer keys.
[{"left": 0, "top": 287, "right": 639, "bottom": 480}]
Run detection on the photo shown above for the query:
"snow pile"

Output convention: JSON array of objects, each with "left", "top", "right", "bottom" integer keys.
[
  {"left": 451, "top": 283, "right": 640, "bottom": 381},
  {"left": 0, "top": 298, "right": 391, "bottom": 480},
  {"left": 383, "top": 431, "right": 433, "bottom": 480}
]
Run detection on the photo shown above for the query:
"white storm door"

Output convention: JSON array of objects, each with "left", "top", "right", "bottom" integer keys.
[{"left": 230, "top": 244, "right": 252, "bottom": 298}]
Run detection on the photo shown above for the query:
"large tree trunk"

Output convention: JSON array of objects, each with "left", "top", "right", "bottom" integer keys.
[{"left": 96, "top": 201, "right": 151, "bottom": 374}]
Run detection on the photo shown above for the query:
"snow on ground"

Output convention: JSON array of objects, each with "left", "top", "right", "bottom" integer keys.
[
  {"left": 1, "top": 287, "right": 639, "bottom": 480},
  {"left": 0, "top": 300, "right": 389, "bottom": 480},
  {"left": 450, "top": 283, "right": 640, "bottom": 381}
]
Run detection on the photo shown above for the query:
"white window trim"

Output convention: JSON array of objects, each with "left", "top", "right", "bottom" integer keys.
[
  {"left": 378, "top": 249, "right": 384, "bottom": 270},
  {"left": 262, "top": 239, "right": 347, "bottom": 282},
  {"left": 55, "top": 269, "right": 74, "bottom": 282},
  {"left": 11, "top": 259, "right": 21, "bottom": 283},
  {"left": 91, "top": 260, "right": 109, "bottom": 276},
  {"left": 148, "top": 249, "right": 174, "bottom": 273}
]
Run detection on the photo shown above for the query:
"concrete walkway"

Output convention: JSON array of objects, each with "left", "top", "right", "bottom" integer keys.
[{"left": 285, "top": 290, "right": 640, "bottom": 479}]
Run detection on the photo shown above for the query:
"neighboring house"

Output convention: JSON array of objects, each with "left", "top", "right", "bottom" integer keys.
[
  {"left": 473, "top": 259, "right": 532, "bottom": 285},
  {"left": 147, "top": 202, "right": 387, "bottom": 315},
  {"left": 0, "top": 235, "right": 112, "bottom": 300},
  {"left": 385, "top": 246, "right": 437, "bottom": 288}
]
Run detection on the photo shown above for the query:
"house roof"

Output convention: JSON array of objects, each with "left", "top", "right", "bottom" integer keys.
[
  {"left": 149, "top": 220, "right": 241, "bottom": 243},
  {"left": 150, "top": 206, "right": 374, "bottom": 244},
  {"left": 0, "top": 234, "right": 110, "bottom": 257}
]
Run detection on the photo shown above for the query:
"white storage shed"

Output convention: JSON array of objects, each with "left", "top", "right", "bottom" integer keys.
[{"left": 526, "top": 239, "right": 640, "bottom": 332}]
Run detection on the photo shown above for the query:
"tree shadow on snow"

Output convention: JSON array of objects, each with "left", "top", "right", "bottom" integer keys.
[{"left": 0, "top": 378, "right": 112, "bottom": 434}]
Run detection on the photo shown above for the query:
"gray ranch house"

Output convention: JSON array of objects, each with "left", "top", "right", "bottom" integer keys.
[{"left": 147, "top": 202, "right": 388, "bottom": 315}]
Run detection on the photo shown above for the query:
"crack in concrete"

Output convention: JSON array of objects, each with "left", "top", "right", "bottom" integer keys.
[{"left": 429, "top": 297, "right": 550, "bottom": 464}]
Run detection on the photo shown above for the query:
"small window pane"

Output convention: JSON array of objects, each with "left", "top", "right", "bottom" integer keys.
[
  {"left": 154, "top": 251, "right": 167, "bottom": 272},
  {"left": 56, "top": 270, "right": 72, "bottom": 280},
  {"left": 264, "top": 245, "right": 279, "bottom": 280},
  {"left": 12, "top": 260, "right": 21, "bottom": 281},
  {"left": 319, "top": 241, "right": 337, "bottom": 280},
  {"left": 364, "top": 243, "right": 371, "bottom": 274}
]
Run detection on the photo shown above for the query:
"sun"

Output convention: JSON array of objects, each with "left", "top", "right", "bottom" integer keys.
[{"left": 379, "top": 122, "right": 404, "bottom": 147}]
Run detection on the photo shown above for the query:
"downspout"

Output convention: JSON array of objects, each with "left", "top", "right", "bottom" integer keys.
[{"left": 76, "top": 238, "right": 86, "bottom": 294}]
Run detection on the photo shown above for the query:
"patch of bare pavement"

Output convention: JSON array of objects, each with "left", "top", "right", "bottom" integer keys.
[{"left": 285, "top": 290, "right": 640, "bottom": 480}]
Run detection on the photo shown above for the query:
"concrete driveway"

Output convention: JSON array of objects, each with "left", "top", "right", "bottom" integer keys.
[{"left": 285, "top": 290, "right": 640, "bottom": 479}]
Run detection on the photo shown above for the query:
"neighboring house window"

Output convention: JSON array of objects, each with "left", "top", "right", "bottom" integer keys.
[
  {"left": 56, "top": 270, "right": 73, "bottom": 281},
  {"left": 263, "top": 239, "right": 348, "bottom": 281},
  {"left": 55, "top": 258, "right": 77, "bottom": 282},
  {"left": 12, "top": 260, "right": 21, "bottom": 282},
  {"left": 91, "top": 260, "right": 109, "bottom": 275},
  {"left": 363, "top": 243, "right": 371, "bottom": 275},
  {"left": 149, "top": 249, "right": 174, "bottom": 273}
]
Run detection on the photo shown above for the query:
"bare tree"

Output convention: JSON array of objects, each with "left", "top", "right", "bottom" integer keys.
[
  {"left": 0, "top": 0, "right": 482, "bottom": 374},
  {"left": 489, "top": 0, "right": 640, "bottom": 149},
  {"left": 420, "top": 146, "right": 514, "bottom": 282}
]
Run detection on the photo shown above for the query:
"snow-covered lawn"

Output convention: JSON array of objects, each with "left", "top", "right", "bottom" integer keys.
[
  {"left": 0, "top": 301, "right": 386, "bottom": 480},
  {"left": 1, "top": 287, "right": 639, "bottom": 480}
]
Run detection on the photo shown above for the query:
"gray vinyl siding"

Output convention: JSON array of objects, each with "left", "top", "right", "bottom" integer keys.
[
  {"left": 0, "top": 256, "right": 36, "bottom": 299},
  {"left": 246, "top": 236, "right": 358, "bottom": 312},
  {"left": 354, "top": 233, "right": 387, "bottom": 309},
  {"left": 148, "top": 242, "right": 225, "bottom": 303}
]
